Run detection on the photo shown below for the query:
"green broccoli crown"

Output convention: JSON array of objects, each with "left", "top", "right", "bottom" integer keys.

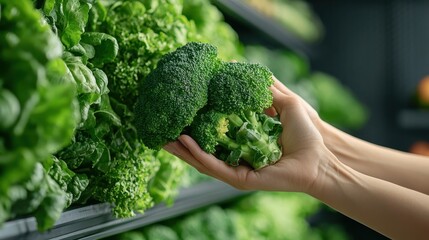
[
  {"left": 190, "top": 110, "right": 230, "bottom": 154},
  {"left": 135, "top": 42, "right": 220, "bottom": 149},
  {"left": 208, "top": 62, "right": 274, "bottom": 114}
]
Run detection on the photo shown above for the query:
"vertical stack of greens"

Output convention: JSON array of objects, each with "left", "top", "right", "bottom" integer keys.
[
  {"left": 0, "top": 0, "right": 249, "bottom": 232},
  {"left": 0, "top": 0, "right": 80, "bottom": 230},
  {"left": 37, "top": 0, "right": 195, "bottom": 219},
  {"left": 80, "top": 0, "right": 196, "bottom": 217}
]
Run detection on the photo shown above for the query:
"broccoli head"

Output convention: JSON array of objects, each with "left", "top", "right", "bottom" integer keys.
[
  {"left": 208, "top": 62, "right": 274, "bottom": 114},
  {"left": 135, "top": 42, "right": 282, "bottom": 169},
  {"left": 135, "top": 42, "right": 221, "bottom": 149}
]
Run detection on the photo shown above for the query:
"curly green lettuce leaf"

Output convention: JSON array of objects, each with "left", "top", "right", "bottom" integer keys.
[
  {"left": 91, "top": 131, "right": 160, "bottom": 217},
  {"left": 56, "top": 132, "right": 108, "bottom": 170},
  {"left": 101, "top": 0, "right": 196, "bottom": 109},
  {"left": 86, "top": 0, "right": 107, "bottom": 32},
  {"left": 149, "top": 150, "right": 186, "bottom": 206}
]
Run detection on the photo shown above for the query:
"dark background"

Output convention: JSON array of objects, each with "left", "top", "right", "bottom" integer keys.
[{"left": 309, "top": 0, "right": 429, "bottom": 151}]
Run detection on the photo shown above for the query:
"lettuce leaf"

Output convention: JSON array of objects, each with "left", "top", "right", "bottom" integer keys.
[
  {"left": 0, "top": 1, "right": 78, "bottom": 229},
  {"left": 43, "top": 0, "right": 93, "bottom": 49}
]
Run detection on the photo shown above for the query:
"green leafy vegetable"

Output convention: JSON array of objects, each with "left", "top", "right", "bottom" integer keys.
[
  {"left": 231, "top": 192, "right": 350, "bottom": 240},
  {"left": 101, "top": 0, "right": 196, "bottom": 108},
  {"left": 149, "top": 150, "right": 187, "bottom": 206},
  {"left": 168, "top": 206, "right": 237, "bottom": 240},
  {"left": 47, "top": 156, "right": 89, "bottom": 207},
  {"left": 0, "top": 0, "right": 78, "bottom": 229},
  {"left": 80, "top": 32, "right": 119, "bottom": 67},
  {"left": 6, "top": 163, "right": 67, "bottom": 232},
  {"left": 43, "top": 0, "right": 92, "bottom": 49},
  {"left": 90, "top": 139, "right": 159, "bottom": 217}
]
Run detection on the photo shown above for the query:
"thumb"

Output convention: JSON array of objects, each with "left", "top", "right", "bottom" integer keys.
[{"left": 270, "top": 85, "right": 300, "bottom": 115}]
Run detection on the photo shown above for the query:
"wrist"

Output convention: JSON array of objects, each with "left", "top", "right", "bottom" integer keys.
[
  {"left": 319, "top": 121, "right": 361, "bottom": 166},
  {"left": 319, "top": 121, "right": 343, "bottom": 153},
  {"left": 305, "top": 145, "right": 357, "bottom": 198}
]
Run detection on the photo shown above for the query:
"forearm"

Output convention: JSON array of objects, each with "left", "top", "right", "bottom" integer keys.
[
  {"left": 321, "top": 122, "right": 429, "bottom": 195},
  {"left": 310, "top": 151, "right": 429, "bottom": 239}
]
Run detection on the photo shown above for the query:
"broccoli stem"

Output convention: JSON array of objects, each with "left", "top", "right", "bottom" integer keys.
[
  {"left": 218, "top": 134, "right": 240, "bottom": 149},
  {"left": 244, "top": 110, "right": 259, "bottom": 127},
  {"left": 226, "top": 113, "right": 244, "bottom": 127},
  {"left": 217, "top": 112, "right": 282, "bottom": 169}
]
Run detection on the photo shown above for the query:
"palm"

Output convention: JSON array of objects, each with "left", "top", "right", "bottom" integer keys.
[
  {"left": 253, "top": 93, "right": 324, "bottom": 192},
  {"left": 164, "top": 78, "right": 327, "bottom": 193}
]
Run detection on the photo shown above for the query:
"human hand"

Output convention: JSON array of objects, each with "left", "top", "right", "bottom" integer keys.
[{"left": 164, "top": 78, "right": 333, "bottom": 193}]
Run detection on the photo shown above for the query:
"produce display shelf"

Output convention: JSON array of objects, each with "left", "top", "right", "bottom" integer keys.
[
  {"left": 212, "top": 0, "right": 312, "bottom": 56},
  {"left": 397, "top": 109, "right": 429, "bottom": 129},
  {"left": 0, "top": 180, "right": 246, "bottom": 240}
]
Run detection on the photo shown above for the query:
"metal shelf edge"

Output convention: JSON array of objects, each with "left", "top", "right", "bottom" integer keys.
[{"left": 0, "top": 180, "right": 246, "bottom": 240}]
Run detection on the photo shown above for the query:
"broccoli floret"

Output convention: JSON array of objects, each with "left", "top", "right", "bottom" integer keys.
[
  {"left": 135, "top": 42, "right": 282, "bottom": 169},
  {"left": 208, "top": 62, "right": 274, "bottom": 114},
  {"left": 200, "top": 62, "right": 282, "bottom": 169},
  {"left": 135, "top": 42, "right": 221, "bottom": 149},
  {"left": 190, "top": 110, "right": 282, "bottom": 169}
]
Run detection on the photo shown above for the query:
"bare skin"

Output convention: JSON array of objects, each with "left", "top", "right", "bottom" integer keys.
[{"left": 164, "top": 77, "right": 429, "bottom": 239}]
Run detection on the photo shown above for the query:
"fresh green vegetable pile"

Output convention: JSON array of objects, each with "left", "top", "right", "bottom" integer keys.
[
  {"left": 1, "top": 0, "right": 242, "bottom": 231},
  {"left": 0, "top": 0, "right": 81, "bottom": 230},
  {"left": 40, "top": 0, "right": 193, "bottom": 219},
  {"left": 110, "top": 192, "right": 350, "bottom": 240},
  {"left": 135, "top": 42, "right": 282, "bottom": 169}
]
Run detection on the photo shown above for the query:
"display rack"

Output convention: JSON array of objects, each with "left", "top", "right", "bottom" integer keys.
[
  {"left": 0, "top": 180, "right": 246, "bottom": 240},
  {"left": 211, "top": 0, "right": 313, "bottom": 56},
  {"left": 397, "top": 110, "right": 429, "bottom": 129}
]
